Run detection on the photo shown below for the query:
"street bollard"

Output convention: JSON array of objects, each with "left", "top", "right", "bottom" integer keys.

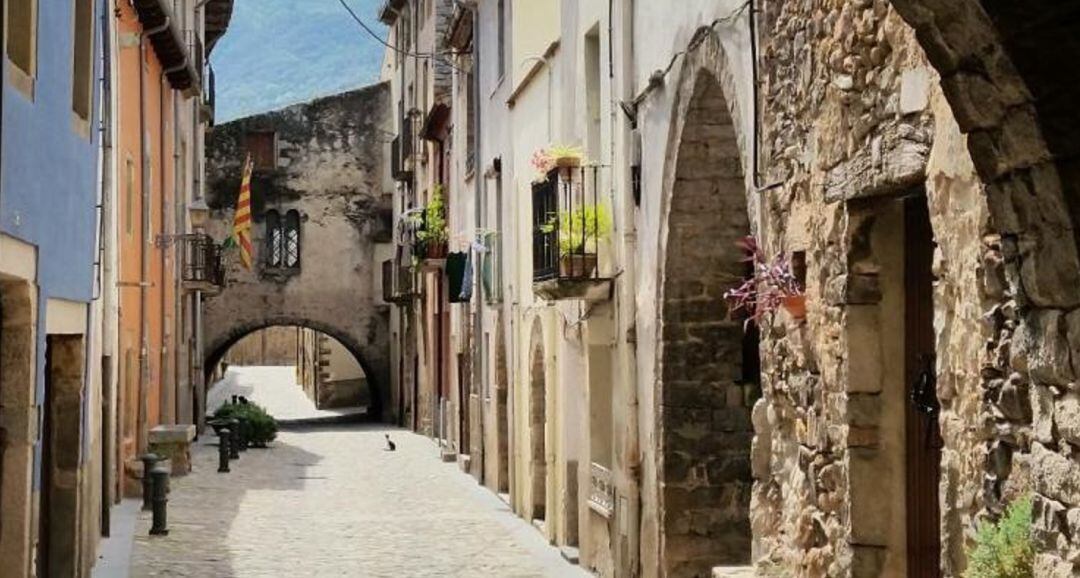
[
  {"left": 149, "top": 463, "right": 170, "bottom": 536},
  {"left": 228, "top": 418, "right": 241, "bottom": 459},
  {"left": 237, "top": 416, "right": 249, "bottom": 452},
  {"left": 217, "top": 427, "right": 231, "bottom": 473},
  {"left": 139, "top": 453, "right": 162, "bottom": 511}
]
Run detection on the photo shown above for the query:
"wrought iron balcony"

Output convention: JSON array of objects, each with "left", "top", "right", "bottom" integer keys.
[
  {"left": 383, "top": 248, "right": 417, "bottom": 304},
  {"left": 182, "top": 234, "right": 225, "bottom": 292},
  {"left": 531, "top": 165, "right": 613, "bottom": 301}
]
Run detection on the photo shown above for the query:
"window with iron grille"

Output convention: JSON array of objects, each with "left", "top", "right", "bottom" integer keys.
[
  {"left": 284, "top": 210, "right": 301, "bottom": 268},
  {"left": 265, "top": 210, "right": 283, "bottom": 268}
]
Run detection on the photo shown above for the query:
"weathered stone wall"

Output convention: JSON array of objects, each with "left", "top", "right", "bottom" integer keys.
[
  {"left": 658, "top": 69, "right": 755, "bottom": 576},
  {"left": 752, "top": 1, "right": 1013, "bottom": 575},
  {"left": 203, "top": 84, "right": 393, "bottom": 419}
]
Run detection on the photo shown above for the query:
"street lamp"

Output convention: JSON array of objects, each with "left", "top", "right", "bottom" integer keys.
[{"left": 188, "top": 198, "right": 210, "bottom": 230}]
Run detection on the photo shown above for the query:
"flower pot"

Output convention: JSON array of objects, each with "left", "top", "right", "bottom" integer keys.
[
  {"left": 554, "top": 156, "right": 582, "bottom": 169},
  {"left": 560, "top": 253, "right": 597, "bottom": 278},
  {"left": 426, "top": 241, "right": 448, "bottom": 260},
  {"left": 782, "top": 295, "right": 807, "bottom": 319}
]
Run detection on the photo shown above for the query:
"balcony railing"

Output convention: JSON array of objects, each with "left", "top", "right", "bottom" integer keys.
[
  {"left": 182, "top": 234, "right": 225, "bottom": 291},
  {"left": 383, "top": 247, "right": 417, "bottom": 304},
  {"left": 532, "top": 165, "right": 612, "bottom": 300}
]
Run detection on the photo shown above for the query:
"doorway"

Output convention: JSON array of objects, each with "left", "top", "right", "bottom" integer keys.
[
  {"left": 903, "top": 197, "right": 942, "bottom": 576},
  {"left": 39, "top": 334, "right": 85, "bottom": 578},
  {"left": 529, "top": 320, "right": 547, "bottom": 523}
]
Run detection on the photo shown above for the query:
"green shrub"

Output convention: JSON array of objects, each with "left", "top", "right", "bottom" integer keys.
[
  {"left": 964, "top": 496, "right": 1034, "bottom": 578},
  {"left": 213, "top": 402, "right": 278, "bottom": 447}
]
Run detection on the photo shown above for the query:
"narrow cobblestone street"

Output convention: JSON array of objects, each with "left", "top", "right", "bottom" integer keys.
[{"left": 128, "top": 424, "right": 587, "bottom": 577}]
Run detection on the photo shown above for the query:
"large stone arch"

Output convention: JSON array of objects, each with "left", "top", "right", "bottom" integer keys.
[
  {"left": 204, "top": 316, "right": 387, "bottom": 420},
  {"left": 654, "top": 31, "right": 756, "bottom": 578},
  {"left": 885, "top": 1, "right": 1080, "bottom": 574}
]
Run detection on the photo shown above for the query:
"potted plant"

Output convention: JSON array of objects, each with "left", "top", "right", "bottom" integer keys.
[
  {"left": 531, "top": 144, "right": 586, "bottom": 182},
  {"left": 722, "top": 236, "right": 805, "bottom": 324},
  {"left": 543, "top": 204, "right": 612, "bottom": 277},
  {"left": 415, "top": 187, "right": 449, "bottom": 259}
]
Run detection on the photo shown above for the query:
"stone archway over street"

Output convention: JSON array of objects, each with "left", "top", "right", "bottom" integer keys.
[{"left": 202, "top": 85, "right": 392, "bottom": 421}]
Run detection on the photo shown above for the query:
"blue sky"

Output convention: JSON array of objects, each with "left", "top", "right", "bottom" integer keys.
[{"left": 211, "top": 0, "right": 385, "bottom": 122}]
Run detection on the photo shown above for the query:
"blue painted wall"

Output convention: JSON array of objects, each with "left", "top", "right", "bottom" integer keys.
[
  {"left": 1, "top": 0, "right": 101, "bottom": 486},
  {"left": 1, "top": 0, "right": 100, "bottom": 297}
]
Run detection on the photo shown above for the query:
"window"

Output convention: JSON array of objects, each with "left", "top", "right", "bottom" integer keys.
[
  {"left": 6, "top": 0, "right": 37, "bottom": 84},
  {"left": 265, "top": 210, "right": 282, "bottom": 267},
  {"left": 264, "top": 210, "right": 300, "bottom": 269},
  {"left": 72, "top": 0, "right": 95, "bottom": 123},
  {"left": 245, "top": 131, "right": 277, "bottom": 171},
  {"left": 125, "top": 157, "right": 135, "bottom": 236},
  {"left": 496, "top": 0, "right": 506, "bottom": 79},
  {"left": 284, "top": 210, "right": 300, "bottom": 268}
]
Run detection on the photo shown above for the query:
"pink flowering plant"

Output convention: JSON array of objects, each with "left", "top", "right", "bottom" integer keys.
[
  {"left": 722, "top": 236, "right": 805, "bottom": 325},
  {"left": 530, "top": 144, "right": 585, "bottom": 182}
]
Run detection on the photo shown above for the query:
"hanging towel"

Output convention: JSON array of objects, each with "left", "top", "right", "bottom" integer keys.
[
  {"left": 446, "top": 252, "right": 468, "bottom": 303},
  {"left": 460, "top": 250, "right": 474, "bottom": 302}
]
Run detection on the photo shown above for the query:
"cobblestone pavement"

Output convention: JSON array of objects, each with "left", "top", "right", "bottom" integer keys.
[
  {"left": 129, "top": 425, "right": 590, "bottom": 577},
  {"left": 208, "top": 366, "right": 366, "bottom": 423}
]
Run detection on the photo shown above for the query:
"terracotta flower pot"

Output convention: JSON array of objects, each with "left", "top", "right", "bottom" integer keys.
[
  {"left": 560, "top": 253, "right": 597, "bottom": 278},
  {"left": 426, "top": 241, "right": 448, "bottom": 259},
  {"left": 554, "top": 156, "right": 582, "bottom": 169},
  {"left": 782, "top": 294, "right": 807, "bottom": 319}
]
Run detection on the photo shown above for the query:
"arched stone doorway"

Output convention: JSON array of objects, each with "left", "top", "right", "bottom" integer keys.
[
  {"left": 205, "top": 319, "right": 384, "bottom": 420},
  {"left": 529, "top": 318, "right": 548, "bottom": 523},
  {"left": 885, "top": 1, "right": 1080, "bottom": 573},
  {"left": 656, "top": 43, "right": 757, "bottom": 576}
]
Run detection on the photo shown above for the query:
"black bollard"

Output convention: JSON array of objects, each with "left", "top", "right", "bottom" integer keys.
[
  {"left": 139, "top": 453, "right": 161, "bottom": 511},
  {"left": 228, "top": 418, "right": 241, "bottom": 459},
  {"left": 236, "top": 416, "right": 249, "bottom": 452},
  {"left": 149, "top": 463, "right": 170, "bottom": 536},
  {"left": 217, "top": 427, "right": 231, "bottom": 473}
]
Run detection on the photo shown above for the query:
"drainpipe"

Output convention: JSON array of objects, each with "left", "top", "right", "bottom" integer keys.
[
  {"left": 470, "top": 0, "right": 484, "bottom": 480},
  {"left": 139, "top": 17, "right": 171, "bottom": 451},
  {"left": 99, "top": 1, "right": 116, "bottom": 532},
  {"left": 172, "top": 69, "right": 182, "bottom": 426},
  {"left": 159, "top": 43, "right": 188, "bottom": 425}
]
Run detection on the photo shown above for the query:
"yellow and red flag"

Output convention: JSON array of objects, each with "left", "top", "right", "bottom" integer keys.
[{"left": 232, "top": 154, "right": 255, "bottom": 269}]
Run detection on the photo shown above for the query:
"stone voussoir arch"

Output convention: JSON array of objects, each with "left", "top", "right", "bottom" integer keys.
[
  {"left": 653, "top": 27, "right": 758, "bottom": 577},
  {"left": 204, "top": 316, "right": 386, "bottom": 420}
]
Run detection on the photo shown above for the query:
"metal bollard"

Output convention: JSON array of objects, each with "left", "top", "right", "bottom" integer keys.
[
  {"left": 217, "top": 428, "right": 231, "bottom": 473},
  {"left": 149, "top": 463, "right": 170, "bottom": 536},
  {"left": 228, "top": 418, "right": 241, "bottom": 459},
  {"left": 139, "top": 453, "right": 162, "bottom": 511},
  {"left": 236, "top": 416, "right": 249, "bottom": 452}
]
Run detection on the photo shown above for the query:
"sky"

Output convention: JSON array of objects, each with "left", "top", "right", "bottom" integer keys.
[{"left": 210, "top": 0, "right": 386, "bottom": 122}]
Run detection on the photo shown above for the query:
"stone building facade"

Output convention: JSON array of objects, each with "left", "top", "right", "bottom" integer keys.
[
  {"left": 203, "top": 84, "right": 392, "bottom": 420},
  {"left": 380, "top": 0, "right": 1080, "bottom": 577}
]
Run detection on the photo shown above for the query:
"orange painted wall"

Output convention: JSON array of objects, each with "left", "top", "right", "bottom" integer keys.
[{"left": 115, "top": 3, "right": 179, "bottom": 492}]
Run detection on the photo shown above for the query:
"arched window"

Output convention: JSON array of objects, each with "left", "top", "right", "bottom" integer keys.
[
  {"left": 284, "top": 210, "right": 301, "bottom": 268},
  {"left": 265, "top": 210, "right": 282, "bottom": 268}
]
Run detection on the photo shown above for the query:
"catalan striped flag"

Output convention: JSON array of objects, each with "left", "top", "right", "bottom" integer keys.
[{"left": 232, "top": 154, "right": 254, "bottom": 269}]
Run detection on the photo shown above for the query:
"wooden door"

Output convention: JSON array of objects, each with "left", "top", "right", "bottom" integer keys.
[{"left": 904, "top": 197, "right": 942, "bottom": 577}]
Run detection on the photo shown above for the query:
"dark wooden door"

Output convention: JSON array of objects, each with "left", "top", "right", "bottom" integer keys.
[{"left": 904, "top": 196, "right": 942, "bottom": 577}]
